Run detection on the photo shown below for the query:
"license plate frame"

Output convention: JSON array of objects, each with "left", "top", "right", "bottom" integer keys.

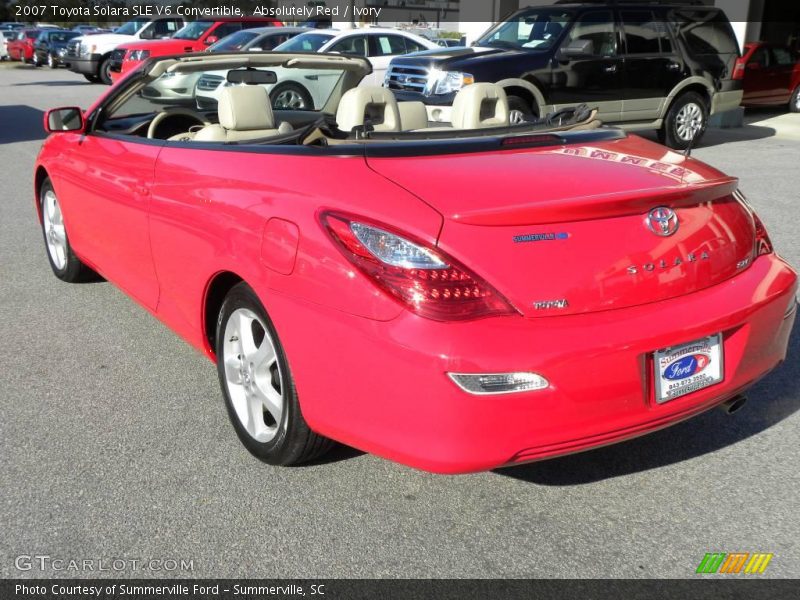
[{"left": 654, "top": 334, "right": 724, "bottom": 404}]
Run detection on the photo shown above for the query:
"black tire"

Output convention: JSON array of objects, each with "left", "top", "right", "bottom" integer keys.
[
  {"left": 790, "top": 85, "right": 800, "bottom": 114},
  {"left": 507, "top": 94, "right": 537, "bottom": 123},
  {"left": 47, "top": 53, "right": 57, "bottom": 69},
  {"left": 98, "top": 56, "right": 113, "bottom": 85},
  {"left": 269, "top": 82, "right": 313, "bottom": 111},
  {"left": 39, "top": 178, "right": 98, "bottom": 283},
  {"left": 83, "top": 73, "right": 101, "bottom": 83},
  {"left": 660, "top": 91, "right": 708, "bottom": 150},
  {"left": 215, "top": 283, "right": 333, "bottom": 465}
]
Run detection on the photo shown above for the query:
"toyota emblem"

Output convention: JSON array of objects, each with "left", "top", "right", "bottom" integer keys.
[{"left": 646, "top": 207, "right": 679, "bottom": 237}]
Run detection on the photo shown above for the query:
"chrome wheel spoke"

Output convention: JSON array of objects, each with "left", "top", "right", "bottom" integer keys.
[
  {"left": 224, "top": 356, "right": 243, "bottom": 385},
  {"left": 254, "top": 384, "right": 282, "bottom": 428}
]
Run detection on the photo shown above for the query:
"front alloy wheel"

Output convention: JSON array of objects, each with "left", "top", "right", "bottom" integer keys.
[
  {"left": 39, "top": 178, "right": 97, "bottom": 282},
  {"left": 47, "top": 53, "right": 56, "bottom": 68},
  {"left": 216, "top": 283, "right": 332, "bottom": 465},
  {"left": 270, "top": 83, "right": 313, "bottom": 111}
]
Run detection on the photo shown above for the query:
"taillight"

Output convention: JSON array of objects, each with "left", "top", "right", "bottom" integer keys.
[
  {"left": 753, "top": 212, "right": 774, "bottom": 256},
  {"left": 732, "top": 57, "right": 746, "bottom": 80},
  {"left": 320, "top": 212, "right": 517, "bottom": 321}
]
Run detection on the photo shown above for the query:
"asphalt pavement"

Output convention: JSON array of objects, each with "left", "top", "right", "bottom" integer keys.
[{"left": 1, "top": 63, "right": 799, "bottom": 579}]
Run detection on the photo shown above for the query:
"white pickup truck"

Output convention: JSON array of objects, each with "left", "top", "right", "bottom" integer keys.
[{"left": 67, "top": 16, "right": 184, "bottom": 84}]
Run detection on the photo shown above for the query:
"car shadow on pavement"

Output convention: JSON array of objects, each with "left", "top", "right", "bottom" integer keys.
[
  {"left": 638, "top": 123, "right": 777, "bottom": 148},
  {"left": 0, "top": 105, "right": 46, "bottom": 144},
  {"left": 495, "top": 316, "right": 800, "bottom": 486}
]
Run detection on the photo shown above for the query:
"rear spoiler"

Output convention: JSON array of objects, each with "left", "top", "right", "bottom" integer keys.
[{"left": 452, "top": 177, "right": 740, "bottom": 226}]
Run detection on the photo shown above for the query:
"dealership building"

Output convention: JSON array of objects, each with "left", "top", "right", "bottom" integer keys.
[{"left": 332, "top": 0, "right": 800, "bottom": 52}]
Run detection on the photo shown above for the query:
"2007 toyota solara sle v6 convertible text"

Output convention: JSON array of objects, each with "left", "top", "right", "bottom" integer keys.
[{"left": 35, "top": 52, "right": 797, "bottom": 474}]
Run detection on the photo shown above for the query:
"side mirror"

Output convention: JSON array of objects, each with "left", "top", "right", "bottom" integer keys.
[
  {"left": 44, "top": 107, "right": 84, "bottom": 133},
  {"left": 204, "top": 35, "right": 219, "bottom": 45},
  {"left": 561, "top": 39, "right": 594, "bottom": 59}
]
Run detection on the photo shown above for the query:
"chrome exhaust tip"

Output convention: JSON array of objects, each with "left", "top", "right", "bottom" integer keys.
[{"left": 720, "top": 394, "right": 747, "bottom": 415}]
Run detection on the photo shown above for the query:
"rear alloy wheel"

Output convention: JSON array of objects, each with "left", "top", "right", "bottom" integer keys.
[
  {"left": 47, "top": 53, "right": 56, "bottom": 69},
  {"left": 660, "top": 91, "right": 708, "bottom": 150},
  {"left": 790, "top": 85, "right": 800, "bottom": 113},
  {"left": 216, "top": 283, "right": 332, "bottom": 465},
  {"left": 507, "top": 95, "right": 536, "bottom": 124},
  {"left": 40, "top": 178, "right": 97, "bottom": 283},
  {"left": 98, "top": 57, "right": 113, "bottom": 85},
  {"left": 270, "top": 82, "right": 313, "bottom": 111}
]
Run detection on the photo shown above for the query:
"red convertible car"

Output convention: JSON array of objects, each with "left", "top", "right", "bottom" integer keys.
[{"left": 35, "top": 53, "right": 797, "bottom": 473}]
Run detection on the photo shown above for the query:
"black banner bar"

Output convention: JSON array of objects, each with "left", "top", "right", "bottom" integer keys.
[{"left": 3, "top": 579, "right": 800, "bottom": 600}]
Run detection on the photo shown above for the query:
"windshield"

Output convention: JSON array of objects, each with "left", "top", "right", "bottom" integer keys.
[
  {"left": 478, "top": 9, "right": 573, "bottom": 50},
  {"left": 274, "top": 32, "right": 334, "bottom": 53},
  {"left": 50, "top": 31, "right": 80, "bottom": 43},
  {"left": 173, "top": 21, "right": 215, "bottom": 41},
  {"left": 208, "top": 30, "right": 258, "bottom": 52},
  {"left": 115, "top": 18, "right": 150, "bottom": 36}
]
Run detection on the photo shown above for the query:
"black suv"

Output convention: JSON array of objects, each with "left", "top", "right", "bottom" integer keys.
[{"left": 385, "top": 2, "right": 742, "bottom": 149}]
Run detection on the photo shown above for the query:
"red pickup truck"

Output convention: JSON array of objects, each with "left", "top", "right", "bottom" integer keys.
[{"left": 110, "top": 17, "right": 282, "bottom": 83}]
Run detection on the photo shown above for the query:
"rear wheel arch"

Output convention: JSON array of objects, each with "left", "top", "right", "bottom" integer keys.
[
  {"left": 662, "top": 80, "right": 712, "bottom": 117},
  {"left": 203, "top": 271, "right": 246, "bottom": 357}
]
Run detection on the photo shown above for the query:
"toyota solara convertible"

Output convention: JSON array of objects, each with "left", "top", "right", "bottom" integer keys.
[{"left": 36, "top": 52, "right": 797, "bottom": 473}]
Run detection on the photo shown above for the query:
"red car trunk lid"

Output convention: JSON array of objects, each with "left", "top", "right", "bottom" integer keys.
[{"left": 366, "top": 135, "right": 756, "bottom": 317}]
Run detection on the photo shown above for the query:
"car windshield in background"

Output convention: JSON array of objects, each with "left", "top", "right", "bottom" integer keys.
[
  {"left": 50, "top": 31, "right": 80, "bottom": 43},
  {"left": 134, "top": 61, "right": 349, "bottom": 115},
  {"left": 274, "top": 32, "right": 334, "bottom": 53},
  {"left": 173, "top": 21, "right": 214, "bottom": 41},
  {"left": 208, "top": 30, "right": 259, "bottom": 52},
  {"left": 115, "top": 18, "right": 149, "bottom": 36},
  {"left": 478, "top": 9, "right": 573, "bottom": 50}
]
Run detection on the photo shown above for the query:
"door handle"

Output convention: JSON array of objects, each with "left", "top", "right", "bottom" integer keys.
[
  {"left": 667, "top": 61, "right": 682, "bottom": 71},
  {"left": 604, "top": 64, "right": 617, "bottom": 73}
]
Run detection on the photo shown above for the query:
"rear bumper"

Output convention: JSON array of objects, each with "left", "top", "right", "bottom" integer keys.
[
  {"left": 266, "top": 255, "right": 797, "bottom": 473},
  {"left": 68, "top": 54, "right": 100, "bottom": 75},
  {"left": 711, "top": 88, "right": 744, "bottom": 115}
]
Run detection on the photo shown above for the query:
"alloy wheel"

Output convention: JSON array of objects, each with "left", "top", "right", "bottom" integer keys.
[
  {"left": 222, "top": 308, "right": 284, "bottom": 443},
  {"left": 273, "top": 89, "right": 307, "bottom": 110},
  {"left": 675, "top": 102, "right": 703, "bottom": 142},
  {"left": 42, "top": 189, "right": 67, "bottom": 270},
  {"left": 509, "top": 110, "right": 526, "bottom": 125}
]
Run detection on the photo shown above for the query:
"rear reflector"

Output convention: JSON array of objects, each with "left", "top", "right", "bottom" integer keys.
[{"left": 448, "top": 372, "right": 549, "bottom": 395}]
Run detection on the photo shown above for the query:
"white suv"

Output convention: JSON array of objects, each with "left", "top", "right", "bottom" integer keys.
[{"left": 194, "top": 28, "right": 439, "bottom": 111}]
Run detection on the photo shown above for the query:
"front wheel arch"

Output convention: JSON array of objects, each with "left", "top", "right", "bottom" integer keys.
[{"left": 34, "top": 166, "right": 50, "bottom": 224}]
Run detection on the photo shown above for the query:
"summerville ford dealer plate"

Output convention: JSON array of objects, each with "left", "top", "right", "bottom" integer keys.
[{"left": 654, "top": 335, "right": 724, "bottom": 404}]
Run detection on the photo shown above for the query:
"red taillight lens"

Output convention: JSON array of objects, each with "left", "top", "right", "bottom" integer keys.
[
  {"left": 753, "top": 213, "right": 774, "bottom": 256},
  {"left": 732, "top": 58, "right": 746, "bottom": 80},
  {"left": 320, "top": 212, "right": 517, "bottom": 321}
]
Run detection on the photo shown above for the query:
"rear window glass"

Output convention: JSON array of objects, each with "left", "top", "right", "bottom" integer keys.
[{"left": 673, "top": 10, "right": 738, "bottom": 55}]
